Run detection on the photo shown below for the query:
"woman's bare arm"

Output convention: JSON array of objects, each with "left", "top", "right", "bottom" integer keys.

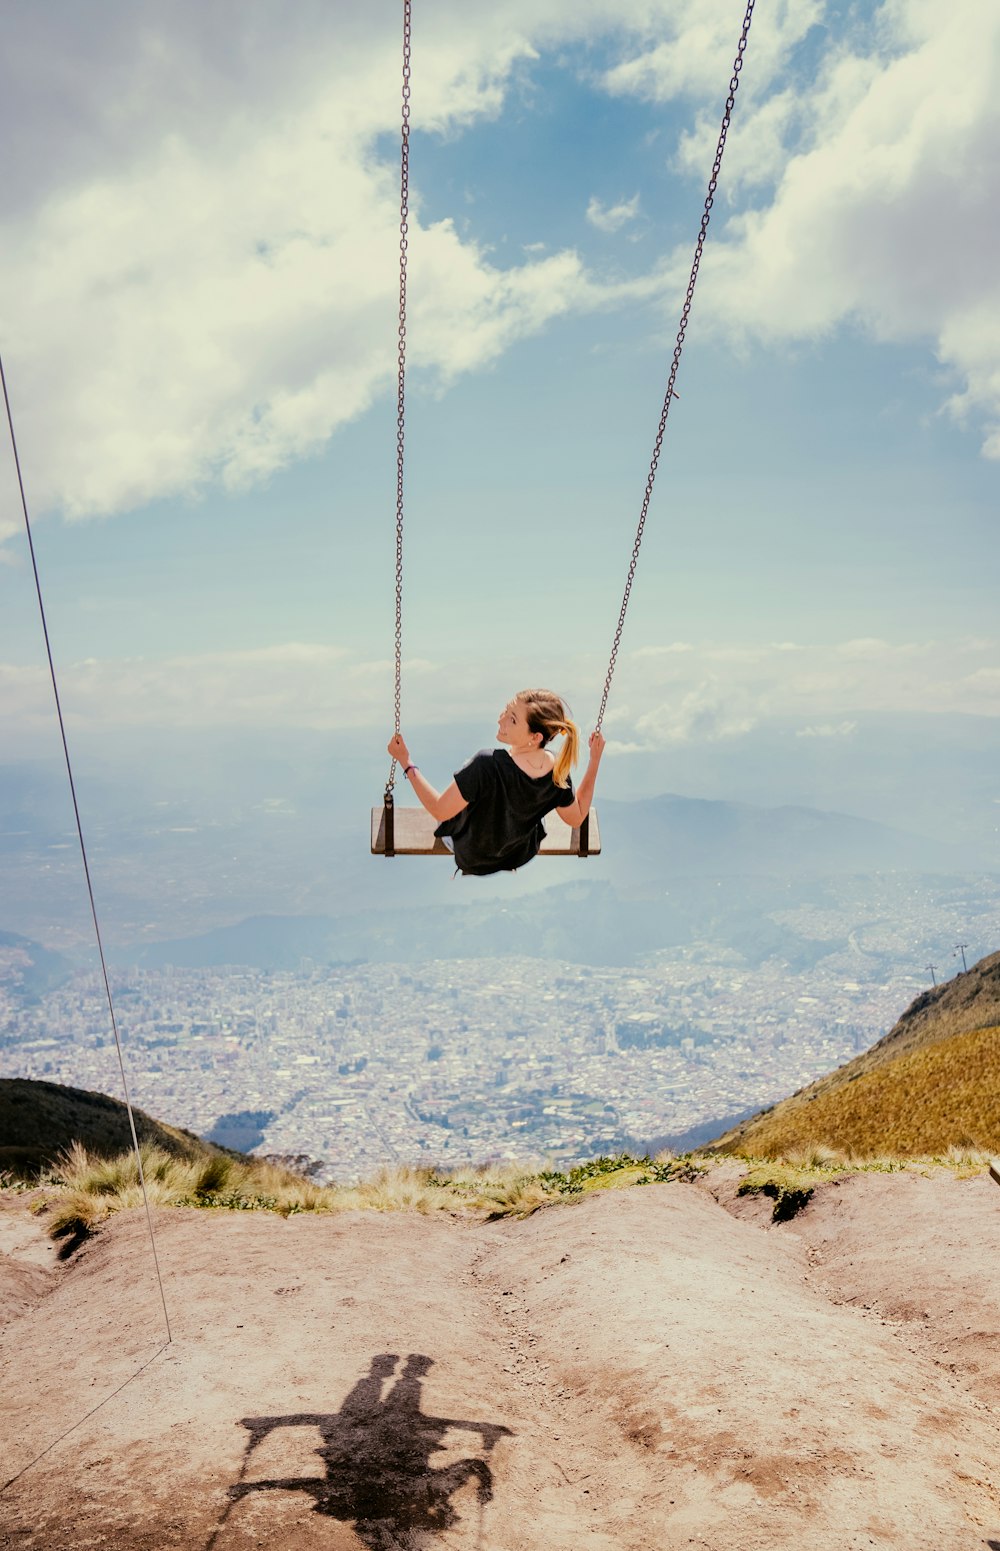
[
  {"left": 387, "top": 733, "right": 469, "bottom": 824},
  {"left": 556, "top": 729, "right": 605, "bottom": 828}
]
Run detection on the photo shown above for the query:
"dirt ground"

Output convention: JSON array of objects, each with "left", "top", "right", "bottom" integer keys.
[{"left": 2, "top": 1167, "right": 999, "bottom": 1551}]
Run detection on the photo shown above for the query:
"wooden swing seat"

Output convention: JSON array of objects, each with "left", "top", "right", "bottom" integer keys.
[{"left": 371, "top": 805, "right": 600, "bottom": 858}]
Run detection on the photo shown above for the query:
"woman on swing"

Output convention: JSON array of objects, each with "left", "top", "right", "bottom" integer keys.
[{"left": 387, "top": 688, "right": 605, "bottom": 877}]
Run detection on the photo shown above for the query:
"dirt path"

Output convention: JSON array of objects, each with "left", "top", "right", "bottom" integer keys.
[{"left": 1, "top": 1172, "right": 999, "bottom": 1550}]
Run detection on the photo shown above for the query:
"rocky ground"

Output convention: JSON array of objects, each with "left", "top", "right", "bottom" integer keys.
[{"left": 2, "top": 1166, "right": 999, "bottom": 1550}]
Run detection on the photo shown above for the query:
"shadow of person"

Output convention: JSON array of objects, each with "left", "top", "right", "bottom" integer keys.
[{"left": 212, "top": 1353, "right": 512, "bottom": 1550}]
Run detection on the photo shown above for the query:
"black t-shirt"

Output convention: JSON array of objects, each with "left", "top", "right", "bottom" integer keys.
[{"left": 434, "top": 748, "right": 576, "bottom": 876}]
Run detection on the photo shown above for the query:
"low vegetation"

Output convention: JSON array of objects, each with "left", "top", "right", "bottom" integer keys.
[
  {"left": 25, "top": 1143, "right": 703, "bottom": 1249},
  {"left": 17, "top": 1141, "right": 996, "bottom": 1251},
  {"left": 735, "top": 1144, "right": 992, "bottom": 1221}
]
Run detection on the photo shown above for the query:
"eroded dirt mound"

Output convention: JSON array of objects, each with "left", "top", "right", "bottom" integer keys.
[{"left": 1, "top": 1170, "right": 999, "bottom": 1550}]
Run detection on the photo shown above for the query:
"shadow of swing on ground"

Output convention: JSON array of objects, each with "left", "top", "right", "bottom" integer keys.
[{"left": 209, "top": 1353, "right": 513, "bottom": 1550}]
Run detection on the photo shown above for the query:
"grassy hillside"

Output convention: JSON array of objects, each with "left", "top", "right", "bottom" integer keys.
[
  {"left": 712, "top": 951, "right": 1000, "bottom": 1158},
  {"left": 716, "top": 1024, "right": 1000, "bottom": 1158},
  {"left": 866, "top": 948, "right": 1000, "bottom": 1055},
  {"left": 0, "top": 1077, "right": 220, "bottom": 1178}
]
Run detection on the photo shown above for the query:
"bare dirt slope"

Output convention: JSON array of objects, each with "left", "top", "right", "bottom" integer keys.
[{"left": 2, "top": 1169, "right": 999, "bottom": 1551}]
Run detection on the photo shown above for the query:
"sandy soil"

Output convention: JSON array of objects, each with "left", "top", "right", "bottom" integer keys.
[{"left": 1, "top": 1168, "right": 999, "bottom": 1551}]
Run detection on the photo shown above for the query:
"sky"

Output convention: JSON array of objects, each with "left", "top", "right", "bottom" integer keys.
[{"left": 1, "top": 0, "right": 999, "bottom": 850}]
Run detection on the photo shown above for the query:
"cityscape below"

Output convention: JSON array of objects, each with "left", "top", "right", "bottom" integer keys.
[
  {"left": 3, "top": 865, "right": 997, "bottom": 1180},
  {"left": 4, "top": 766, "right": 999, "bottom": 1179}
]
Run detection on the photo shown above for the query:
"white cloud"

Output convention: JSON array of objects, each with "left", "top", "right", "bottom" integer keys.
[
  {"left": 5, "top": 633, "right": 995, "bottom": 744},
  {"left": 687, "top": 0, "right": 1000, "bottom": 456},
  {"left": 0, "top": 643, "right": 414, "bottom": 735},
  {"left": 0, "top": 639, "right": 579, "bottom": 739},
  {"left": 2, "top": 0, "right": 998, "bottom": 555},
  {"left": 602, "top": 0, "right": 822, "bottom": 104},
  {"left": 835, "top": 637, "right": 901, "bottom": 659},
  {"left": 674, "top": 87, "right": 803, "bottom": 193},
  {"left": 634, "top": 684, "right": 759, "bottom": 745},
  {"left": 0, "top": 9, "right": 574, "bottom": 530},
  {"left": 586, "top": 194, "right": 641, "bottom": 233},
  {"left": 604, "top": 635, "right": 1000, "bottom": 749},
  {"left": 1, "top": 107, "right": 655, "bottom": 527},
  {"left": 0, "top": 0, "right": 740, "bottom": 535}
]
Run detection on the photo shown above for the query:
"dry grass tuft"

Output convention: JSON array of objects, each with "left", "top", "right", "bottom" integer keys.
[
  {"left": 32, "top": 1147, "right": 698, "bottom": 1248},
  {"left": 33, "top": 1140, "right": 993, "bottom": 1250},
  {"left": 780, "top": 1144, "right": 849, "bottom": 1170}
]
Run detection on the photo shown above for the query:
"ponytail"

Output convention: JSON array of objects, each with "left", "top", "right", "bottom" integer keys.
[
  {"left": 516, "top": 688, "right": 579, "bottom": 789},
  {"left": 552, "top": 719, "right": 578, "bottom": 789}
]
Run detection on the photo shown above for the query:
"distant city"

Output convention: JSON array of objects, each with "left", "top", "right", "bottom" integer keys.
[
  {"left": 3, "top": 767, "right": 999, "bottom": 1178},
  {"left": 3, "top": 877, "right": 995, "bottom": 1178}
]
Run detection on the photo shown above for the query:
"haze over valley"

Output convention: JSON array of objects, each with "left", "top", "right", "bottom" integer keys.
[{"left": 3, "top": 746, "right": 997, "bottom": 1177}]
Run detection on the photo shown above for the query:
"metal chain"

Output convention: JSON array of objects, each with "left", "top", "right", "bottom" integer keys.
[
  {"left": 387, "top": 0, "right": 411, "bottom": 796},
  {"left": 595, "top": 0, "right": 755, "bottom": 732}
]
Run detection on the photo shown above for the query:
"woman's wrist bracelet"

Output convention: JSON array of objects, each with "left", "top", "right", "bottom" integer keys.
[{"left": 404, "top": 764, "right": 418, "bottom": 777}]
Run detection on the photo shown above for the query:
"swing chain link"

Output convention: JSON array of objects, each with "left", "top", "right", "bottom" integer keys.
[
  {"left": 595, "top": 0, "right": 755, "bottom": 734},
  {"left": 388, "top": 0, "right": 412, "bottom": 798}
]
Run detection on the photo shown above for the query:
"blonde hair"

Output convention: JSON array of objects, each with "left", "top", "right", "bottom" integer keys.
[{"left": 516, "top": 688, "right": 579, "bottom": 789}]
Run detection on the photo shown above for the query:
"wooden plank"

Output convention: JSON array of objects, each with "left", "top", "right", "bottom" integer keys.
[
  {"left": 371, "top": 805, "right": 601, "bottom": 857},
  {"left": 990, "top": 1160, "right": 1000, "bottom": 1190}
]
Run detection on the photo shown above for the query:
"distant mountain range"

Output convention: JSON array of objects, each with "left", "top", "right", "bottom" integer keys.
[
  {"left": 4, "top": 733, "right": 996, "bottom": 949},
  {"left": 597, "top": 794, "right": 968, "bottom": 880},
  {"left": 117, "top": 790, "right": 987, "bottom": 970},
  {"left": 127, "top": 887, "right": 669, "bottom": 970},
  {"left": 711, "top": 949, "right": 1000, "bottom": 1157},
  {"left": 0, "top": 931, "right": 74, "bottom": 1004}
]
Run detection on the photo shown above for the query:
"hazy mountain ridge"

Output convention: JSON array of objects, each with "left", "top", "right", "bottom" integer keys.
[
  {"left": 116, "top": 883, "right": 857, "bottom": 972},
  {"left": 597, "top": 792, "right": 971, "bottom": 879},
  {"left": 4, "top": 754, "right": 992, "bottom": 952},
  {"left": 123, "top": 869, "right": 993, "bottom": 975},
  {"left": 115, "top": 790, "right": 993, "bottom": 971},
  {"left": 0, "top": 930, "right": 75, "bottom": 1004},
  {"left": 128, "top": 887, "right": 674, "bottom": 970},
  {"left": 0, "top": 763, "right": 77, "bottom": 852}
]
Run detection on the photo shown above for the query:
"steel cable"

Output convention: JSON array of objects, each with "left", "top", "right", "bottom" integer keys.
[{"left": 0, "top": 350, "right": 172, "bottom": 1344}]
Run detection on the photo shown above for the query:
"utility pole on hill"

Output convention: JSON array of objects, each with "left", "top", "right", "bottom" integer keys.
[
  {"left": 954, "top": 943, "right": 968, "bottom": 973},
  {"left": 925, "top": 963, "right": 937, "bottom": 987}
]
